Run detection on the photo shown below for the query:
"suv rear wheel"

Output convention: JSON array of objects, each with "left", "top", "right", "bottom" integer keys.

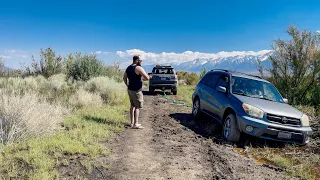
[
  {"left": 172, "top": 90, "right": 177, "bottom": 95},
  {"left": 149, "top": 87, "right": 154, "bottom": 94},
  {"left": 222, "top": 114, "right": 240, "bottom": 142}
]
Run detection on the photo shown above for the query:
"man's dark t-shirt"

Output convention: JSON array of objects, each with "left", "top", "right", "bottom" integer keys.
[{"left": 126, "top": 65, "right": 142, "bottom": 91}]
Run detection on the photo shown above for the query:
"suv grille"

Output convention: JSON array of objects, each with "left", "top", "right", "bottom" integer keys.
[{"left": 266, "top": 114, "right": 301, "bottom": 127}]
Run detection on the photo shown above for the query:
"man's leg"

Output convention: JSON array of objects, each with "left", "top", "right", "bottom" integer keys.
[
  {"left": 133, "top": 107, "right": 140, "bottom": 126},
  {"left": 130, "top": 106, "right": 135, "bottom": 126},
  {"left": 132, "top": 91, "right": 144, "bottom": 129}
]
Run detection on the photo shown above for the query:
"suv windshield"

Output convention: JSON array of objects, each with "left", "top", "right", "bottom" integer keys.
[
  {"left": 231, "top": 76, "right": 284, "bottom": 103},
  {"left": 152, "top": 68, "right": 174, "bottom": 74}
]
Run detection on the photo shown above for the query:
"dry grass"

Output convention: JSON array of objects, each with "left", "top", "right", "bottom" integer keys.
[
  {"left": 247, "top": 146, "right": 320, "bottom": 180},
  {"left": 0, "top": 104, "right": 128, "bottom": 179},
  {"left": 69, "top": 88, "right": 103, "bottom": 109},
  {"left": 84, "top": 76, "right": 126, "bottom": 105},
  {"left": 0, "top": 73, "right": 130, "bottom": 178},
  {"left": 0, "top": 91, "right": 69, "bottom": 145}
]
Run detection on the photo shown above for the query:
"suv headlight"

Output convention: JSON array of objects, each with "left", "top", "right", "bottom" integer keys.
[
  {"left": 301, "top": 114, "right": 310, "bottom": 127},
  {"left": 242, "top": 103, "right": 264, "bottom": 119}
]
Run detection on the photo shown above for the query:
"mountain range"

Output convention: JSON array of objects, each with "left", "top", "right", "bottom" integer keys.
[{"left": 143, "top": 51, "right": 273, "bottom": 75}]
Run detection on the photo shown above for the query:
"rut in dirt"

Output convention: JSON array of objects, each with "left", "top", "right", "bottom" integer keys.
[{"left": 89, "top": 92, "right": 291, "bottom": 180}]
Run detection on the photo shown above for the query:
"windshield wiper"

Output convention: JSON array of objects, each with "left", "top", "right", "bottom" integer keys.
[
  {"left": 257, "top": 97, "right": 275, "bottom": 102},
  {"left": 234, "top": 92, "right": 276, "bottom": 102},
  {"left": 233, "top": 92, "right": 250, "bottom": 97}
]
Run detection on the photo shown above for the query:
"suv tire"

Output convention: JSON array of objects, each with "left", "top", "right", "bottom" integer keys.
[
  {"left": 192, "top": 97, "right": 202, "bottom": 119},
  {"left": 172, "top": 90, "right": 177, "bottom": 95},
  {"left": 222, "top": 114, "right": 240, "bottom": 143},
  {"left": 149, "top": 87, "right": 154, "bottom": 94}
]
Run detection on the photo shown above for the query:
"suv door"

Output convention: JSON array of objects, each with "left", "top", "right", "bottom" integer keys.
[
  {"left": 199, "top": 72, "right": 219, "bottom": 118},
  {"left": 211, "top": 73, "right": 230, "bottom": 122}
]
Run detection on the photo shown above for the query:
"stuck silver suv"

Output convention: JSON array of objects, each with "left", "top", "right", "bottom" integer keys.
[
  {"left": 149, "top": 65, "right": 178, "bottom": 95},
  {"left": 192, "top": 69, "right": 313, "bottom": 145}
]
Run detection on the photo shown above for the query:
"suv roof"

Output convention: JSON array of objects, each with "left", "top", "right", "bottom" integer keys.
[{"left": 210, "top": 69, "right": 269, "bottom": 82}]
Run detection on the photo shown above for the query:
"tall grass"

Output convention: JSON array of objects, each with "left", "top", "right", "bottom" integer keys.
[
  {"left": 69, "top": 88, "right": 103, "bottom": 109},
  {"left": 0, "top": 74, "right": 127, "bottom": 146},
  {"left": 84, "top": 76, "right": 126, "bottom": 105},
  {"left": 0, "top": 71, "right": 129, "bottom": 178},
  {"left": 0, "top": 91, "right": 69, "bottom": 145}
]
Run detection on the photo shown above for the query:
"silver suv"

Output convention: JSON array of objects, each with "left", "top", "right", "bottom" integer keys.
[
  {"left": 192, "top": 69, "right": 313, "bottom": 145},
  {"left": 149, "top": 65, "right": 178, "bottom": 95}
]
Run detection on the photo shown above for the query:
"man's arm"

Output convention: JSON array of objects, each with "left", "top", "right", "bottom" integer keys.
[
  {"left": 136, "top": 66, "right": 151, "bottom": 81},
  {"left": 123, "top": 72, "right": 128, "bottom": 87}
]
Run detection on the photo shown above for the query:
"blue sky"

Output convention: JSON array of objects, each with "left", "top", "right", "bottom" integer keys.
[{"left": 1, "top": 0, "right": 320, "bottom": 69}]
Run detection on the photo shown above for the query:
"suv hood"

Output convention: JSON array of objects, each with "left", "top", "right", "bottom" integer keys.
[{"left": 234, "top": 95, "right": 303, "bottom": 119}]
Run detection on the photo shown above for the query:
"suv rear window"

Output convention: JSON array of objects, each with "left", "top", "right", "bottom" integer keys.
[{"left": 152, "top": 68, "right": 174, "bottom": 74}]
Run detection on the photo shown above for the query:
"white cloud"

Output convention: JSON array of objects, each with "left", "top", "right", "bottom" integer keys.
[
  {"left": 93, "top": 51, "right": 111, "bottom": 55},
  {"left": 116, "top": 49, "right": 273, "bottom": 65},
  {"left": 18, "top": 55, "right": 29, "bottom": 59},
  {"left": 317, "top": 30, "right": 320, "bottom": 34},
  {"left": 5, "top": 49, "right": 24, "bottom": 54},
  {"left": 0, "top": 55, "right": 12, "bottom": 59}
]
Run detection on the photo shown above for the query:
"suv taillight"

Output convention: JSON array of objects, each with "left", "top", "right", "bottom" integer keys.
[{"left": 171, "top": 76, "right": 176, "bottom": 80}]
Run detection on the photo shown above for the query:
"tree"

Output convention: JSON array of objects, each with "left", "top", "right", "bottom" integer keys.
[
  {"left": 26, "top": 47, "right": 64, "bottom": 78},
  {"left": 264, "top": 26, "right": 320, "bottom": 105},
  {"left": 67, "top": 53, "right": 105, "bottom": 81}
]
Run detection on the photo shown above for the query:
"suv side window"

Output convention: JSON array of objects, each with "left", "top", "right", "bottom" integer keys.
[
  {"left": 216, "top": 74, "right": 229, "bottom": 88},
  {"left": 199, "top": 73, "right": 211, "bottom": 85},
  {"left": 208, "top": 73, "right": 219, "bottom": 88}
]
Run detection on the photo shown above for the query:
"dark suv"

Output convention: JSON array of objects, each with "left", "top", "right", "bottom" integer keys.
[
  {"left": 149, "top": 65, "right": 178, "bottom": 95},
  {"left": 192, "top": 69, "right": 313, "bottom": 145}
]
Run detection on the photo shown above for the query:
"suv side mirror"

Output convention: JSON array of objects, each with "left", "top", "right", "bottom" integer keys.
[
  {"left": 283, "top": 98, "right": 288, "bottom": 104},
  {"left": 217, "top": 86, "right": 227, "bottom": 94}
]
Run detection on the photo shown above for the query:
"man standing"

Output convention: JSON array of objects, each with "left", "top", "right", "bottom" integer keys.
[{"left": 123, "top": 55, "right": 151, "bottom": 129}]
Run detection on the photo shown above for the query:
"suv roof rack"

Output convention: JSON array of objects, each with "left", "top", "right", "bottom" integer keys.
[
  {"left": 210, "top": 69, "right": 263, "bottom": 79},
  {"left": 154, "top": 65, "right": 173, "bottom": 68},
  {"left": 210, "top": 69, "right": 229, "bottom": 72}
]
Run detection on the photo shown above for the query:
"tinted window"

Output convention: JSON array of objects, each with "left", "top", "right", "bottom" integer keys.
[
  {"left": 152, "top": 68, "right": 174, "bottom": 74},
  {"left": 199, "top": 72, "right": 211, "bottom": 85},
  {"left": 216, "top": 75, "right": 228, "bottom": 88},
  {"left": 206, "top": 73, "right": 220, "bottom": 88}
]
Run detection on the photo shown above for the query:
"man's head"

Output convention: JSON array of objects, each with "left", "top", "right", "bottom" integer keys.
[{"left": 133, "top": 55, "right": 142, "bottom": 66}]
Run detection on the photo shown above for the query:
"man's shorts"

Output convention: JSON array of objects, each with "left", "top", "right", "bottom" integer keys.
[{"left": 127, "top": 90, "right": 143, "bottom": 108}]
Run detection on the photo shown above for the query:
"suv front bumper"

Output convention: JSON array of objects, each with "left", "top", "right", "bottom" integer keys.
[{"left": 238, "top": 115, "right": 313, "bottom": 145}]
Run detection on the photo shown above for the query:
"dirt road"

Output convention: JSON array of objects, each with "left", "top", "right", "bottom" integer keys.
[{"left": 90, "top": 93, "right": 291, "bottom": 180}]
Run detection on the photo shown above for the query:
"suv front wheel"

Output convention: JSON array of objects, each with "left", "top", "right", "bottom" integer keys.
[
  {"left": 222, "top": 114, "right": 240, "bottom": 142},
  {"left": 192, "top": 97, "right": 202, "bottom": 119}
]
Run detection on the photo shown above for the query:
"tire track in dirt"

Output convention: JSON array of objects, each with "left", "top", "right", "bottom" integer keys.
[{"left": 92, "top": 93, "right": 293, "bottom": 180}]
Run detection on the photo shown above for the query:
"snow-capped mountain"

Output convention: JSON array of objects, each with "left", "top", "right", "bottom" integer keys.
[{"left": 143, "top": 51, "right": 273, "bottom": 74}]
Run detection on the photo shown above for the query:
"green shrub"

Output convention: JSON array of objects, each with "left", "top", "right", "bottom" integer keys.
[
  {"left": 67, "top": 53, "right": 105, "bottom": 82},
  {"left": 186, "top": 72, "right": 200, "bottom": 85},
  {"left": 199, "top": 68, "right": 207, "bottom": 79},
  {"left": 25, "top": 48, "right": 64, "bottom": 78},
  {"left": 84, "top": 76, "right": 126, "bottom": 105},
  {"left": 260, "top": 26, "right": 320, "bottom": 106}
]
